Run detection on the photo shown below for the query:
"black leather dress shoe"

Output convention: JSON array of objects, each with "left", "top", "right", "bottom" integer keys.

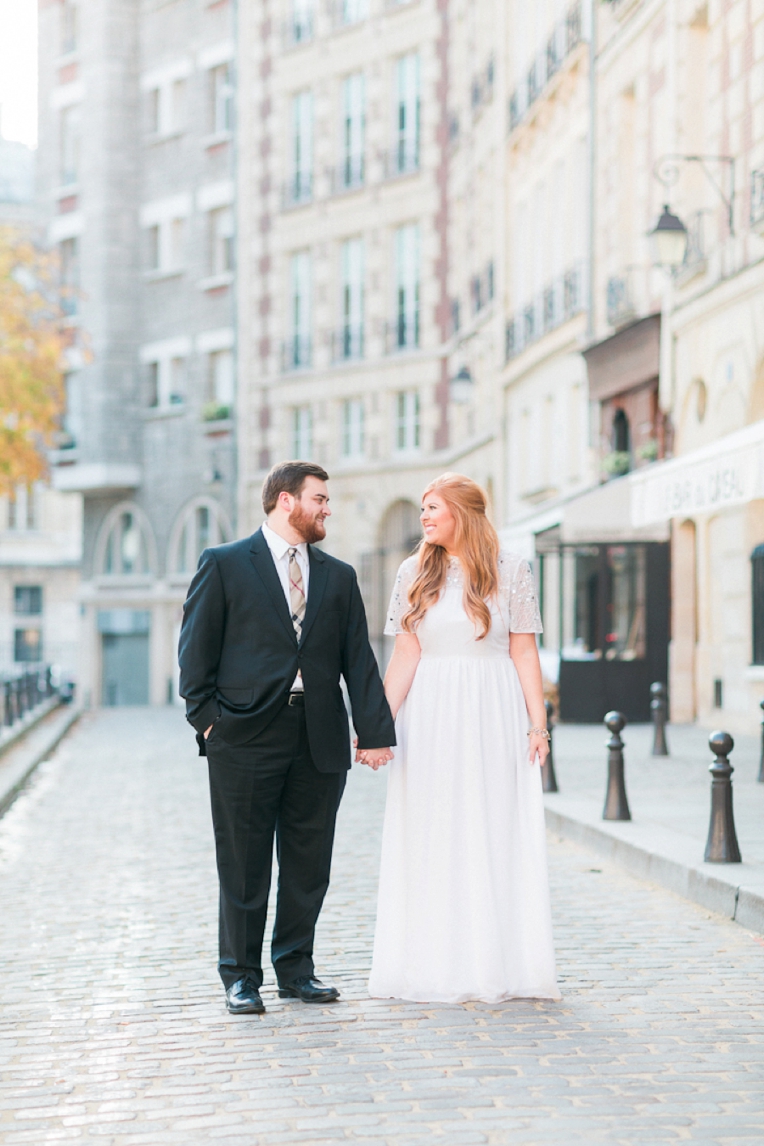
[
  {"left": 278, "top": 976, "right": 340, "bottom": 1003},
  {"left": 225, "top": 976, "right": 265, "bottom": 1014}
]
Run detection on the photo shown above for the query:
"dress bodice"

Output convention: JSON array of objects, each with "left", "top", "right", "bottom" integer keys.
[{"left": 384, "top": 552, "right": 542, "bottom": 658}]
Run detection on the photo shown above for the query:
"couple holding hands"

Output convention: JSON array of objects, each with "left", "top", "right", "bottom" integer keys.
[{"left": 178, "top": 461, "right": 559, "bottom": 1015}]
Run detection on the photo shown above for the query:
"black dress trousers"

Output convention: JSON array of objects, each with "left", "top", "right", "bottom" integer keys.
[{"left": 205, "top": 698, "right": 347, "bottom": 990}]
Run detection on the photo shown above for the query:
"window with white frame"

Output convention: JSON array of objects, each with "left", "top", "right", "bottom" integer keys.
[
  {"left": 341, "top": 398, "right": 364, "bottom": 460},
  {"left": 102, "top": 510, "right": 151, "bottom": 576},
  {"left": 141, "top": 339, "right": 189, "bottom": 409},
  {"left": 292, "top": 406, "right": 313, "bottom": 459},
  {"left": 288, "top": 251, "right": 312, "bottom": 368},
  {"left": 211, "top": 62, "right": 234, "bottom": 134},
  {"left": 209, "top": 206, "right": 234, "bottom": 275},
  {"left": 208, "top": 350, "right": 234, "bottom": 409},
  {"left": 142, "top": 62, "right": 190, "bottom": 137},
  {"left": 395, "top": 390, "right": 420, "bottom": 452},
  {"left": 60, "top": 104, "right": 80, "bottom": 185},
  {"left": 394, "top": 223, "right": 420, "bottom": 349},
  {"left": 291, "top": 0, "right": 314, "bottom": 42},
  {"left": 395, "top": 54, "right": 420, "bottom": 173},
  {"left": 7, "top": 485, "right": 38, "bottom": 531},
  {"left": 341, "top": 73, "right": 365, "bottom": 188},
  {"left": 141, "top": 196, "right": 190, "bottom": 275},
  {"left": 339, "top": 0, "right": 367, "bottom": 25},
  {"left": 340, "top": 238, "right": 364, "bottom": 359}
]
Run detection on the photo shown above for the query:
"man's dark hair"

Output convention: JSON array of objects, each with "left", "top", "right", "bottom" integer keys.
[{"left": 262, "top": 460, "right": 330, "bottom": 514}]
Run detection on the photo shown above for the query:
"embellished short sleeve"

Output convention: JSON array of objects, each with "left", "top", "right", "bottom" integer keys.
[
  {"left": 384, "top": 555, "right": 419, "bottom": 636},
  {"left": 498, "top": 552, "right": 543, "bottom": 634}
]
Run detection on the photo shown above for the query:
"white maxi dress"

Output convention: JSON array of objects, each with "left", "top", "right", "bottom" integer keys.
[{"left": 368, "top": 552, "right": 560, "bottom": 1004}]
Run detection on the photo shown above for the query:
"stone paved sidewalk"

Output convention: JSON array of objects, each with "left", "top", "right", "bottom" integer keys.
[{"left": 0, "top": 708, "right": 763, "bottom": 1145}]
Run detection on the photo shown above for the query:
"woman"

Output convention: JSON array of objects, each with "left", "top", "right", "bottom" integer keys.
[{"left": 364, "top": 473, "right": 560, "bottom": 1004}]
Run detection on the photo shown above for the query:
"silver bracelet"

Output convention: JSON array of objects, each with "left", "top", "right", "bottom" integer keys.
[{"left": 527, "top": 727, "right": 550, "bottom": 740}]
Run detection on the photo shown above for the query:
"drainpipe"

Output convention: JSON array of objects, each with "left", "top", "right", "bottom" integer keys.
[{"left": 586, "top": 0, "right": 597, "bottom": 341}]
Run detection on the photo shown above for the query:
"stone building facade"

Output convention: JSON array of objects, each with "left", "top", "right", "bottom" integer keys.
[{"left": 40, "top": 0, "right": 236, "bottom": 705}]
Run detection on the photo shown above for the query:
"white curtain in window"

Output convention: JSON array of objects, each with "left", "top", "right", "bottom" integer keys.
[
  {"left": 342, "top": 399, "right": 364, "bottom": 458},
  {"left": 341, "top": 238, "right": 364, "bottom": 354},
  {"left": 290, "top": 251, "right": 312, "bottom": 363},
  {"left": 292, "top": 406, "right": 313, "bottom": 459}
]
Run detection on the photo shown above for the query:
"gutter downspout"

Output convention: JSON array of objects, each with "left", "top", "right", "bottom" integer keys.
[{"left": 586, "top": 0, "right": 597, "bottom": 341}]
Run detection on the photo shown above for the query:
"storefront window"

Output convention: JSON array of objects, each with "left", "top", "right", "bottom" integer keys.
[
  {"left": 564, "top": 544, "right": 646, "bottom": 661},
  {"left": 752, "top": 544, "right": 764, "bottom": 665}
]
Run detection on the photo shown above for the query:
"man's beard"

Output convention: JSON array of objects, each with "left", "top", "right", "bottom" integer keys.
[{"left": 288, "top": 501, "right": 326, "bottom": 544}]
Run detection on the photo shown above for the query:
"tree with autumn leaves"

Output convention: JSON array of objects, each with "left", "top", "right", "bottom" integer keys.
[{"left": 0, "top": 226, "right": 67, "bottom": 496}]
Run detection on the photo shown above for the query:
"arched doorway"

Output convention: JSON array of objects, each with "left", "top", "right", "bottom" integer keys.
[{"left": 360, "top": 500, "right": 420, "bottom": 666}]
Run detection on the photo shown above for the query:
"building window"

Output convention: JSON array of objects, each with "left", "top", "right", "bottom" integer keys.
[
  {"left": 289, "top": 91, "right": 313, "bottom": 204},
  {"left": 102, "top": 511, "right": 151, "bottom": 576},
  {"left": 208, "top": 350, "right": 234, "bottom": 408},
  {"left": 60, "top": 104, "right": 80, "bottom": 185},
  {"left": 339, "top": 238, "right": 364, "bottom": 359},
  {"left": 14, "top": 586, "right": 43, "bottom": 616},
  {"left": 339, "top": 0, "right": 367, "bottom": 25},
  {"left": 146, "top": 77, "right": 187, "bottom": 137},
  {"left": 612, "top": 408, "right": 630, "bottom": 453},
  {"left": 146, "top": 356, "right": 186, "bottom": 408},
  {"left": 451, "top": 298, "right": 460, "bottom": 334},
  {"left": 288, "top": 251, "right": 312, "bottom": 368},
  {"left": 341, "top": 73, "right": 365, "bottom": 188},
  {"left": 15, "top": 627, "right": 42, "bottom": 663},
  {"left": 209, "top": 206, "right": 234, "bottom": 275},
  {"left": 341, "top": 399, "right": 364, "bottom": 460},
  {"left": 292, "top": 406, "right": 313, "bottom": 459},
  {"left": 394, "top": 224, "right": 420, "bottom": 349},
  {"left": 291, "top": 0, "right": 314, "bottom": 43},
  {"left": 395, "top": 390, "right": 420, "bottom": 452},
  {"left": 61, "top": 0, "right": 78, "bottom": 54},
  {"left": 60, "top": 237, "right": 79, "bottom": 316},
  {"left": 174, "top": 502, "right": 229, "bottom": 574},
  {"left": 144, "top": 216, "right": 186, "bottom": 274},
  {"left": 752, "top": 544, "right": 764, "bottom": 665},
  {"left": 211, "top": 62, "right": 234, "bottom": 134},
  {"left": 395, "top": 53, "right": 420, "bottom": 174},
  {"left": 8, "top": 486, "right": 37, "bottom": 531}
]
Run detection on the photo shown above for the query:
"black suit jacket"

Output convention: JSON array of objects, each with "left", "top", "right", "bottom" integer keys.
[{"left": 178, "top": 529, "right": 395, "bottom": 772}]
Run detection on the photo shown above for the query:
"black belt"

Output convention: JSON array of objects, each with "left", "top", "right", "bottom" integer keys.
[{"left": 287, "top": 691, "right": 305, "bottom": 706}]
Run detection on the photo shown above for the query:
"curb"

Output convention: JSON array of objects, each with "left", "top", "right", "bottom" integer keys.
[
  {"left": 0, "top": 695, "right": 61, "bottom": 758},
  {"left": 0, "top": 706, "right": 82, "bottom": 819},
  {"left": 545, "top": 805, "right": 764, "bottom": 936}
]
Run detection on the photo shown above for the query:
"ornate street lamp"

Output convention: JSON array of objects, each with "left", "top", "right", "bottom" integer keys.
[
  {"left": 450, "top": 365, "right": 474, "bottom": 404},
  {"left": 648, "top": 204, "right": 688, "bottom": 269}
]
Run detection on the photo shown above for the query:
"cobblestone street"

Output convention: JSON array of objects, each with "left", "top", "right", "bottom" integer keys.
[{"left": 1, "top": 709, "right": 763, "bottom": 1145}]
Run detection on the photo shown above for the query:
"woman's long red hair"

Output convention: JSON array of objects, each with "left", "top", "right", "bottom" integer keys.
[{"left": 402, "top": 473, "right": 500, "bottom": 640}]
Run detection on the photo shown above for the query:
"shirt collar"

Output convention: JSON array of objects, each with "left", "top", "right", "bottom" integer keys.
[{"left": 262, "top": 520, "right": 308, "bottom": 562}]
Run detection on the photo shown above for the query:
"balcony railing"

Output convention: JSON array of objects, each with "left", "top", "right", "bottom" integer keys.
[
  {"left": 284, "top": 12, "right": 314, "bottom": 46},
  {"left": 606, "top": 270, "right": 637, "bottom": 328},
  {"left": 281, "top": 335, "right": 312, "bottom": 371},
  {"left": 508, "top": 2, "right": 583, "bottom": 133},
  {"left": 331, "top": 156, "right": 364, "bottom": 193},
  {"left": 282, "top": 173, "right": 313, "bottom": 209},
  {"left": 505, "top": 262, "right": 585, "bottom": 360},
  {"left": 751, "top": 169, "right": 764, "bottom": 229},
  {"left": 384, "top": 142, "right": 420, "bottom": 179},
  {"left": 385, "top": 313, "right": 420, "bottom": 353},
  {"left": 331, "top": 324, "right": 364, "bottom": 361}
]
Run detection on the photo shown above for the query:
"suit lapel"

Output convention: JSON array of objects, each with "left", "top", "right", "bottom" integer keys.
[
  {"left": 248, "top": 529, "right": 297, "bottom": 643},
  {"left": 299, "top": 546, "right": 327, "bottom": 648}
]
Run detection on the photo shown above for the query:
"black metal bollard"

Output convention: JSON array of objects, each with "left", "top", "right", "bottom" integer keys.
[
  {"left": 650, "top": 682, "right": 669, "bottom": 756},
  {"left": 541, "top": 699, "right": 559, "bottom": 793},
  {"left": 603, "top": 711, "right": 631, "bottom": 821},
  {"left": 758, "top": 700, "right": 764, "bottom": 784},
  {"left": 704, "top": 731, "right": 741, "bottom": 863}
]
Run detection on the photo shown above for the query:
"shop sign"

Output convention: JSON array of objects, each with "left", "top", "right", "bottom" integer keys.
[{"left": 631, "top": 423, "right": 764, "bottom": 525}]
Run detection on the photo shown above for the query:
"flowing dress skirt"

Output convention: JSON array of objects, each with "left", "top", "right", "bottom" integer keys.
[{"left": 369, "top": 652, "right": 560, "bottom": 1004}]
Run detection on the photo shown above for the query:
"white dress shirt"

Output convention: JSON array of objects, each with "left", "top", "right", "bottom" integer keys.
[{"left": 261, "top": 520, "right": 309, "bottom": 690}]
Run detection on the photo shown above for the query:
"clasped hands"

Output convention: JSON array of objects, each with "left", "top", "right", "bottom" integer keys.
[{"left": 354, "top": 739, "right": 394, "bottom": 770}]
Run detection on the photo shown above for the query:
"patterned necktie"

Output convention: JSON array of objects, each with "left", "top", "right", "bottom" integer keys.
[{"left": 288, "top": 547, "right": 306, "bottom": 640}]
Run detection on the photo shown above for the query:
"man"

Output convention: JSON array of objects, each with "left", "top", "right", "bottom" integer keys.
[{"left": 178, "top": 461, "right": 395, "bottom": 1015}]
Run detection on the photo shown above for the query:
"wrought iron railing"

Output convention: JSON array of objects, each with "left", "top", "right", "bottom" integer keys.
[
  {"left": 281, "top": 336, "right": 312, "bottom": 371},
  {"left": 505, "top": 262, "right": 585, "bottom": 360},
  {"left": 508, "top": 1, "right": 582, "bottom": 133},
  {"left": 282, "top": 173, "right": 313, "bottom": 209},
  {"left": 1, "top": 667, "right": 63, "bottom": 734},
  {"left": 606, "top": 272, "right": 636, "bottom": 328},
  {"left": 331, "top": 325, "right": 364, "bottom": 361}
]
